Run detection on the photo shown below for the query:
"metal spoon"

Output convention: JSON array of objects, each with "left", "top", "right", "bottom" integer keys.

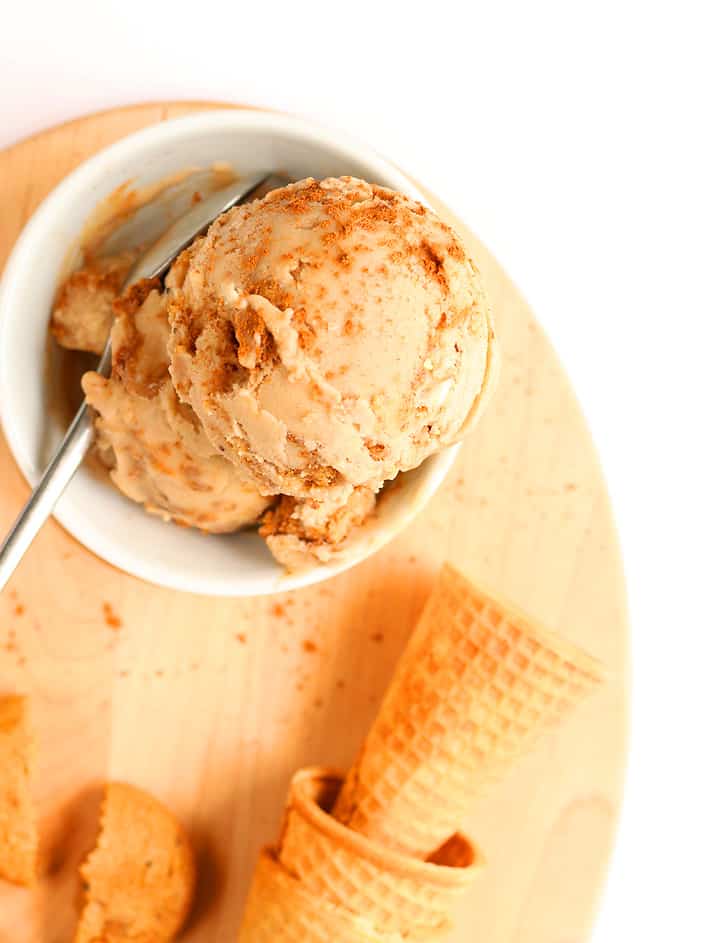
[{"left": 0, "top": 172, "right": 286, "bottom": 592}]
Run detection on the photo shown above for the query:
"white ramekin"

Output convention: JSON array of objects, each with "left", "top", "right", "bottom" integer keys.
[{"left": 0, "top": 110, "right": 458, "bottom": 596}]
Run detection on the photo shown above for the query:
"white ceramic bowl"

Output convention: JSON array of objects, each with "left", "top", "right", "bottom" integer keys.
[{"left": 0, "top": 110, "right": 458, "bottom": 596}]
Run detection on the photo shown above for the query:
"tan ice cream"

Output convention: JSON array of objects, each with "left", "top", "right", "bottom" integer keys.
[
  {"left": 53, "top": 176, "right": 497, "bottom": 568},
  {"left": 81, "top": 280, "right": 271, "bottom": 533},
  {"left": 167, "top": 177, "right": 497, "bottom": 563}
]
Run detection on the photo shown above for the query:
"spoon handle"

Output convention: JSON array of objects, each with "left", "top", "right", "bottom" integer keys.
[{"left": 0, "top": 396, "right": 97, "bottom": 591}]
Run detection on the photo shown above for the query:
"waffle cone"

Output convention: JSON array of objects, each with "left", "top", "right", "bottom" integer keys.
[
  {"left": 333, "top": 564, "right": 605, "bottom": 858},
  {"left": 277, "top": 768, "right": 481, "bottom": 936},
  {"left": 238, "top": 847, "right": 420, "bottom": 942}
]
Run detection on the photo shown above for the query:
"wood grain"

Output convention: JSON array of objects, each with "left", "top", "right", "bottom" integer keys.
[{"left": 0, "top": 103, "right": 628, "bottom": 943}]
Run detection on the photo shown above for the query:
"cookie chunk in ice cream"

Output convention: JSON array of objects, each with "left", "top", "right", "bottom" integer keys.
[{"left": 51, "top": 253, "right": 134, "bottom": 355}]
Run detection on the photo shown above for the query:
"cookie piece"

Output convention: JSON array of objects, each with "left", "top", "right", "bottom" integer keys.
[
  {"left": 51, "top": 253, "right": 133, "bottom": 354},
  {"left": 75, "top": 782, "right": 196, "bottom": 943},
  {"left": 0, "top": 694, "right": 37, "bottom": 885}
]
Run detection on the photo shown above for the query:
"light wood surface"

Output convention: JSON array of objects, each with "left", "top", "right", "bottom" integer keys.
[{"left": 0, "top": 104, "right": 628, "bottom": 943}]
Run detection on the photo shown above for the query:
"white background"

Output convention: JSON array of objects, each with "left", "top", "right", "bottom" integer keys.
[{"left": 2, "top": 1, "right": 719, "bottom": 939}]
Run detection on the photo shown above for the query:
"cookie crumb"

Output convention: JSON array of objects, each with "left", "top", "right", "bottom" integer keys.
[{"left": 102, "top": 603, "right": 123, "bottom": 630}]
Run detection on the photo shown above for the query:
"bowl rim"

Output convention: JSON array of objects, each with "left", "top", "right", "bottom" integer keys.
[{"left": 0, "top": 109, "right": 459, "bottom": 596}]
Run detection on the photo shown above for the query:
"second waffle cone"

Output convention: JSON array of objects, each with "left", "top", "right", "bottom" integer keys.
[
  {"left": 332, "top": 564, "right": 605, "bottom": 858},
  {"left": 238, "top": 848, "right": 409, "bottom": 942},
  {"left": 277, "top": 768, "right": 480, "bottom": 936}
]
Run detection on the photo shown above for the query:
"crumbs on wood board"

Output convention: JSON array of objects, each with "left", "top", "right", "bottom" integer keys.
[{"left": 102, "top": 602, "right": 123, "bottom": 630}]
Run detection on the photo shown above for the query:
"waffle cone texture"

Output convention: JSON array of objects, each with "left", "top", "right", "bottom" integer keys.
[
  {"left": 332, "top": 563, "right": 605, "bottom": 858},
  {"left": 239, "top": 768, "right": 481, "bottom": 942},
  {"left": 239, "top": 848, "right": 407, "bottom": 943}
]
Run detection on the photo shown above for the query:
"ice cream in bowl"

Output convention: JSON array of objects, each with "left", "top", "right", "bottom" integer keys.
[{"left": 0, "top": 112, "right": 498, "bottom": 596}]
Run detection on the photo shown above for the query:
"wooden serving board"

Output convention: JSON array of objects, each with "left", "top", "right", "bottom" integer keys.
[{"left": 0, "top": 104, "right": 628, "bottom": 943}]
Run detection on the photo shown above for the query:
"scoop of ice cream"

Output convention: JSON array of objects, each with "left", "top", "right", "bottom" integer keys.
[
  {"left": 51, "top": 253, "right": 134, "bottom": 354},
  {"left": 166, "top": 177, "right": 497, "bottom": 510},
  {"left": 83, "top": 283, "right": 271, "bottom": 533}
]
